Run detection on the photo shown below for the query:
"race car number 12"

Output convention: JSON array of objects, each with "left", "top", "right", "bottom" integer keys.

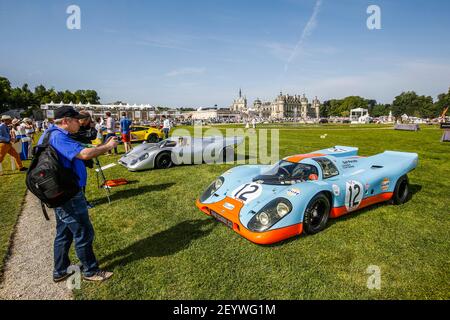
[
  {"left": 345, "top": 180, "right": 364, "bottom": 211},
  {"left": 232, "top": 183, "right": 262, "bottom": 204}
]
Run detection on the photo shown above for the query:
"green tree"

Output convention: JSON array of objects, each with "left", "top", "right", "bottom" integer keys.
[
  {"left": 84, "top": 90, "right": 100, "bottom": 104},
  {"left": 392, "top": 91, "right": 436, "bottom": 118},
  {"left": 0, "top": 76, "right": 12, "bottom": 113},
  {"left": 371, "top": 104, "right": 391, "bottom": 117},
  {"left": 434, "top": 87, "right": 450, "bottom": 118}
]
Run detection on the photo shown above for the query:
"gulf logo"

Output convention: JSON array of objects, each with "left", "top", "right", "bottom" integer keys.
[
  {"left": 287, "top": 188, "right": 300, "bottom": 197},
  {"left": 381, "top": 178, "right": 390, "bottom": 191}
]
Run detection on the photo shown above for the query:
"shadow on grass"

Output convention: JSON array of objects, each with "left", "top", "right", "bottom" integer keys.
[
  {"left": 99, "top": 219, "right": 216, "bottom": 269},
  {"left": 93, "top": 183, "right": 175, "bottom": 206}
]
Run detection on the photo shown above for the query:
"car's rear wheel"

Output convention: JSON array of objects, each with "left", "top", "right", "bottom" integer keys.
[
  {"left": 391, "top": 175, "right": 410, "bottom": 205},
  {"left": 147, "top": 133, "right": 159, "bottom": 143},
  {"left": 155, "top": 152, "right": 173, "bottom": 169},
  {"left": 303, "top": 193, "right": 331, "bottom": 235}
]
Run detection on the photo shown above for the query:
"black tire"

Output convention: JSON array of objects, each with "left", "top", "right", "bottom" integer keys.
[
  {"left": 147, "top": 133, "right": 159, "bottom": 143},
  {"left": 154, "top": 152, "right": 173, "bottom": 169},
  {"left": 303, "top": 193, "right": 331, "bottom": 235},
  {"left": 391, "top": 175, "right": 410, "bottom": 205}
]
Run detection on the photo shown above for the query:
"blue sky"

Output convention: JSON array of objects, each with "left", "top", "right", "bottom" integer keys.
[{"left": 1, "top": 0, "right": 450, "bottom": 107}]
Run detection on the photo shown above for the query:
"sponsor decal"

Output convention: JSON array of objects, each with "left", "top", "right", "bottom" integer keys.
[
  {"left": 381, "top": 178, "right": 390, "bottom": 191},
  {"left": 287, "top": 188, "right": 300, "bottom": 197},
  {"left": 223, "top": 202, "right": 235, "bottom": 210},
  {"left": 332, "top": 184, "right": 340, "bottom": 196},
  {"left": 365, "top": 183, "right": 370, "bottom": 194},
  {"left": 328, "top": 147, "right": 346, "bottom": 153},
  {"left": 342, "top": 159, "right": 358, "bottom": 169}
]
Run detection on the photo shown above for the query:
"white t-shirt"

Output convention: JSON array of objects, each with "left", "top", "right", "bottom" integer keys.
[
  {"left": 163, "top": 119, "right": 171, "bottom": 129},
  {"left": 17, "top": 123, "right": 27, "bottom": 136},
  {"left": 106, "top": 117, "right": 116, "bottom": 133}
]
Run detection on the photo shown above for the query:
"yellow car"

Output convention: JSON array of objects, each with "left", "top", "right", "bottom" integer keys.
[{"left": 124, "top": 125, "right": 164, "bottom": 143}]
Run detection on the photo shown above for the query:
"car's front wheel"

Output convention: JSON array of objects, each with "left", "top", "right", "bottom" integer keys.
[
  {"left": 155, "top": 152, "right": 173, "bottom": 169},
  {"left": 303, "top": 193, "right": 331, "bottom": 235},
  {"left": 391, "top": 175, "right": 410, "bottom": 205},
  {"left": 147, "top": 133, "right": 159, "bottom": 143}
]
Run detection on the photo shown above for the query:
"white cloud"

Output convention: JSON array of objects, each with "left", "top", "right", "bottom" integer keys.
[{"left": 284, "top": 0, "right": 322, "bottom": 72}]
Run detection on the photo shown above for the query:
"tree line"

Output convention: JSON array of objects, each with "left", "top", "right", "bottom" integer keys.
[
  {"left": 1, "top": 75, "right": 448, "bottom": 119},
  {"left": 320, "top": 89, "right": 449, "bottom": 118},
  {"left": 0, "top": 76, "right": 100, "bottom": 115}
]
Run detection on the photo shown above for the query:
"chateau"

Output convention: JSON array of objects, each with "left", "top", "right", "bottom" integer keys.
[{"left": 230, "top": 90, "right": 321, "bottom": 120}]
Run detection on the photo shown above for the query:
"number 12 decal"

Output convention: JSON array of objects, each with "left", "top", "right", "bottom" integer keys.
[
  {"left": 345, "top": 180, "right": 364, "bottom": 211},
  {"left": 231, "top": 183, "right": 262, "bottom": 204}
]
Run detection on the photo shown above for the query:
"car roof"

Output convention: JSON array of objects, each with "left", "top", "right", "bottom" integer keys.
[{"left": 283, "top": 153, "right": 327, "bottom": 163}]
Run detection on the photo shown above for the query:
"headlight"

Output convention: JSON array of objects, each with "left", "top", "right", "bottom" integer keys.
[
  {"left": 139, "top": 153, "right": 149, "bottom": 161},
  {"left": 200, "top": 177, "right": 224, "bottom": 202},
  {"left": 277, "top": 202, "right": 290, "bottom": 218},
  {"left": 257, "top": 211, "right": 270, "bottom": 226},
  {"left": 214, "top": 178, "right": 223, "bottom": 190},
  {"left": 130, "top": 159, "right": 138, "bottom": 166},
  {"left": 248, "top": 198, "right": 292, "bottom": 232}
]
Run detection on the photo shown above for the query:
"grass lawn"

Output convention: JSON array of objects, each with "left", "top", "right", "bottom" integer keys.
[
  {"left": 71, "top": 124, "right": 449, "bottom": 300},
  {"left": 0, "top": 155, "right": 29, "bottom": 278}
]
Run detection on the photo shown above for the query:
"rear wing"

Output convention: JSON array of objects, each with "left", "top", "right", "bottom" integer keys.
[
  {"left": 312, "top": 146, "right": 359, "bottom": 158},
  {"left": 375, "top": 151, "right": 419, "bottom": 173}
]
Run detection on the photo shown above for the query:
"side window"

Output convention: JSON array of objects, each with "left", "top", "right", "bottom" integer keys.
[{"left": 313, "top": 157, "right": 339, "bottom": 179}]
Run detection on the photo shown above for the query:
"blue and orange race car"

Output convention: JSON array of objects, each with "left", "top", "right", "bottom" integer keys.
[{"left": 196, "top": 146, "right": 418, "bottom": 245}]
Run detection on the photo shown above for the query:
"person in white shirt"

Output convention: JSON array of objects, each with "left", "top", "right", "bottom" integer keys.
[
  {"left": 162, "top": 116, "right": 171, "bottom": 139},
  {"left": 105, "top": 112, "right": 118, "bottom": 155}
]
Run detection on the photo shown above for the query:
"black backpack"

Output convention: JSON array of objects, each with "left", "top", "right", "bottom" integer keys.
[{"left": 26, "top": 129, "right": 81, "bottom": 220}]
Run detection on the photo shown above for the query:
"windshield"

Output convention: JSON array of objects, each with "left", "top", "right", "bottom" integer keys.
[
  {"left": 158, "top": 139, "right": 177, "bottom": 148},
  {"left": 253, "top": 160, "right": 318, "bottom": 185}
]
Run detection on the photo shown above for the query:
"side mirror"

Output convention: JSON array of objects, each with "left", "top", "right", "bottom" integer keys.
[{"left": 308, "top": 174, "right": 319, "bottom": 181}]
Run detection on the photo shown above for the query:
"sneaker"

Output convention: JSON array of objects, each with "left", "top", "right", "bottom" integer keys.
[
  {"left": 19, "top": 167, "right": 28, "bottom": 172},
  {"left": 86, "top": 201, "right": 95, "bottom": 209},
  {"left": 53, "top": 271, "right": 75, "bottom": 283},
  {"left": 83, "top": 270, "right": 113, "bottom": 282}
]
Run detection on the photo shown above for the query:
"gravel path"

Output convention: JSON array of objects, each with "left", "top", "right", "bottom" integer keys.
[{"left": 0, "top": 191, "right": 73, "bottom": 300}]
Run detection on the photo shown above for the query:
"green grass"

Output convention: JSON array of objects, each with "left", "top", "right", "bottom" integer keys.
[
  {"left": 0, "top": 155, "right": 29, "bottom": 278},
  {"left": 73, "top": 124, "right": 449, "bottom": 299}
]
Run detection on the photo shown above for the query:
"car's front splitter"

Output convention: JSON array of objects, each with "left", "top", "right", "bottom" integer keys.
[{"left": 196, "top": 197, "right": 303, "bottom": 245}]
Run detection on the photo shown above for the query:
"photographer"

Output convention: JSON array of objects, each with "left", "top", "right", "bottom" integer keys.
[
  {"left": 69, "top": 110, "right": 98, "bottom": 209},
  {"left": 39, "top": 106, "right": 118, "bottom": 283}
]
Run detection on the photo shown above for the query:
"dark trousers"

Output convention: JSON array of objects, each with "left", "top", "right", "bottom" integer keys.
[
  {"left": 163, "top": 128, "right": 169, "bottom": 139},
  {"left": 54, "top": 191, "right": 99, "bottom": 277}
]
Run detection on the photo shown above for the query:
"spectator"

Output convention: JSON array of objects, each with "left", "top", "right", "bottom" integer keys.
[
  {"left": 94, "top": 117, "right": 105, "bottom": 143},
  {"left": 69, "top": 110, "right": 98, "bottom": 209},
  {"left": 23, "top": 118, "right": 35, "bottom": 159},
  {"left": 0, "top": 115, "right": 26, "bottom": 172},
  {"left": 120, "top": 112, "right": 132, "bottom": 153},
  {"left": 13, "top": 119, "right": 29, "bottom": 160},
  {"left": 38, "top": 105, "right": 118, "bottom": 283},
  {"left": 162, "top": 115, "right": 170, "bottom": 139},
  {"left": 104, "top": 112, "right": 118, "bottom": 155}
]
